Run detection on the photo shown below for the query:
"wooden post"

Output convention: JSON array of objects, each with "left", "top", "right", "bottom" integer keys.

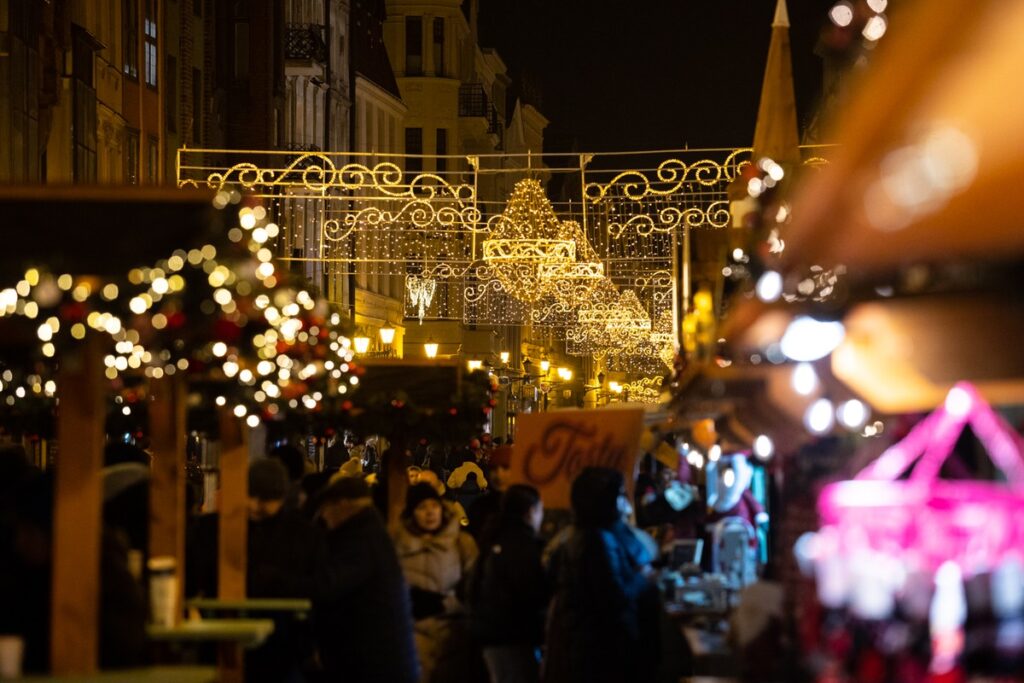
[
  {"left": 148, "top": 375, "right": 187, "bottom": 625},
  {"left": 217, "top": 408, "right": 248, "bottom": 600},
  {"left": 385, "top": 437, "right": 409, "bottom": 528},
  {"left": 51, "top": 336, "right": 105, "bottom": 675},
  {"left": 217, "top": 408, "right": 249, "bottom": 683}
]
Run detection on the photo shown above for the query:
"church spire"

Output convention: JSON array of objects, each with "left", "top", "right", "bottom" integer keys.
[{"left": 752, "top": 0, "right": 800, "bottom": 167}]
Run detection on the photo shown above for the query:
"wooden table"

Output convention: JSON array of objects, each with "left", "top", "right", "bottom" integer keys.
[
  {"left": 186, "top": 598, "right": 312, "bottom": 619},
  {"left": 147, "top": 619, "right": 275, "bottom": 649},
  {"left": 21, "top": 666, "right": 217, "bottom": 682}
]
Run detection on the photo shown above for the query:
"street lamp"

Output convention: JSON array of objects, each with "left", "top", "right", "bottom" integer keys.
[
  {"left": 557, "top": 367, "right": 572, "bottom": 381},
  {"left": 467, "top": 359, "right": 483, "bottom": 372},
  {"left": 424, "top": 339, "right": 438, "bottom": 359},
  {"left": 379, "top": 326, "right": 396, "bottom": 345},
  {"left": 353, "top": 336, "right": 371, "bottom": 355},
  {"left": 499, "top": 351, "right": 510, "bottom": 365},
  {"left": 540, "top": 357, "right": 551, "bottom": 374}
]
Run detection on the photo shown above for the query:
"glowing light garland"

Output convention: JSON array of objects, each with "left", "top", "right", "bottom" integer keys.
[{"left": 406, "top": 275, "right": 436, "bottom": 324}]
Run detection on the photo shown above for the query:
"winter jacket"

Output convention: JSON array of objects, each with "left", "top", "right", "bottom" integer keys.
[
  {"left": 468, "top": 520, "right": 549, "bottom": 647},
  {"left": 543, "top": 521, "right": 655, "bottom": 683},
  {"left": 392, "top": 502, "right": 478, "bottom": 599},
  {"left": 392, "top": 503, "right": 478, "bottom": 682},
  {"left": 315, "top": 506, "right": 419, "bottom": 683}
]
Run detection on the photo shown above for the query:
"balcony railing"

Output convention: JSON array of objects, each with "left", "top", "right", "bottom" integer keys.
[
  {"left": 285, "top": 23, "right": 327, "bottom": 63},
  {"left": 458, "top": 83, "right": 504, "bottom": 137}
]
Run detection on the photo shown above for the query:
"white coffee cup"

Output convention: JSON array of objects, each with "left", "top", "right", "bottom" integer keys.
[
  {"left": 0, "top": 635, "right": 25, "bottom": 679},
  {"left": 148, "top": 556, "right": 179, "bottom": 627}
]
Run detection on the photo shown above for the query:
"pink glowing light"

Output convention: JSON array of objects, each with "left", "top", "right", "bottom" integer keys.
[{"left": 818, "top": 382, "right": 1024, "bottom": 577}]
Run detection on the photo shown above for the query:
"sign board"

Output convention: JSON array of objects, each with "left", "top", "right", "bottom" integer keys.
[{"left": 509, "top": 408, "right": 645, "bottom": 510}]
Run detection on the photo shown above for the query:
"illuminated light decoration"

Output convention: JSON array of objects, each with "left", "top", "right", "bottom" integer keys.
[
  {"left": 755, "top": 270, "right": 783, "bottom": 302},
  {"left": 780, "top": 316, "right": 845, "bottom": 362},
  {"left": 805, "top": 398, "right": 835, "bottom": 434},
  {"left": 792, "top": 362, "right": 818, "bottom": 396},
  {"left": 406, "top": 275, "right": 436, "bottom": 324},
  {"left": 578, "top": 289, "right": 652, "bottom": 334},
  {"left": 708, "top": 444, "right": 722, "bottom": 462},
  {"left": 538, "top": 220, "right": 605, "bottom": 305},
  {"left": 837, "top": 399, "right": 869, "bottom": 429},
  {"left": 753, "top": 435, "right": 774, "bottom": 460},
  {"left": 481, "top": 179, "right": 576, "bottom": 304}
]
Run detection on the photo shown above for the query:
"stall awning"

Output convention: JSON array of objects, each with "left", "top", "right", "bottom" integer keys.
[
  {"left": 780, "top": 0, "right": 1024, "bottom": 274},
  {"left": 832, "top": 294, "right": 1024, "bottom": 412}
]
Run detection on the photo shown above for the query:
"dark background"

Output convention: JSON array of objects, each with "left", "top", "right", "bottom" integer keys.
[{"left": 478, "top": 0, "right": 834, "bottom": 155}]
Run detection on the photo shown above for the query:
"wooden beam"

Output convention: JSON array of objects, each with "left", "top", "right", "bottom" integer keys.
[
  {"left": 51, "top": 336, "right": 105, "bottom": 674},
  {"left": 148, "top": 375, "right": 187, "bottom": 626},
  {"left": 216, "top": 409, "right": 249, "bottom": 683},
  {"left": 216, "top": 409, "right": 247, "bottom": 601}
]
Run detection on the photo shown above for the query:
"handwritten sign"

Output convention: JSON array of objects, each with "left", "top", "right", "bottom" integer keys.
[{"left": 509, "top": 408, "right": 645, "bottom": 509}]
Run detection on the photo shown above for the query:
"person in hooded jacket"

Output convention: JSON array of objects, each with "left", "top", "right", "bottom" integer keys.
[
  {"left": 392, "top": 482, "right": 479, "bottom": 682},
  {"left": 468, "top": 484, "right": 548, "bottom": 683},
  {"left": 315, "top": 475, "right": 419, "bottom": 683},
  {"left": 543, "top": 467, "right": 659, "bottom": 683}
]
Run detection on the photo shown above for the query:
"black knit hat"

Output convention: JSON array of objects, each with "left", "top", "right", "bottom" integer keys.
[
  {"left": 404, "top": 482, "right": 442, "bottom": 518},
  {"left": 248, "top": 458, "right": 289, "bottom": 501},
  {"left": 316, "top": 475, "right": 372, "bottom": 507}
]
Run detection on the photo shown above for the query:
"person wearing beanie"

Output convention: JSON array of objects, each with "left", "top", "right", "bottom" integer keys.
[
  {"left": 186, "top": 457, "right": 325, "bottom": 683},
  {"left": 392, "top": 482, "right": 478, "bottom": 682},
  {"left": 466, "top": 445, "right": 513, "bottom": 542},
  {"left": 314, "top": 475, "right": 419, "bottom": 683}
]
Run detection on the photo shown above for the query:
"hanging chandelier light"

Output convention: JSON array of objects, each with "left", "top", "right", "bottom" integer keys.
[
  {"left": 579, "top": 289, "right": 652, "bottom": 334},
  {"left": 406, "top": 274, "right": 436, "bottom": 324},
  {"left": 540, "top": 220, "right": 605, "bottom": 306},
  {"left": 481, "top": 179, "right": 575, "bottom": 303}
]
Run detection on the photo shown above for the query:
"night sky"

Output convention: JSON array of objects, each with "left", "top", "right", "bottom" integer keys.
[{"left": 478, "top": 0, "right": 834, "bottom": 156}]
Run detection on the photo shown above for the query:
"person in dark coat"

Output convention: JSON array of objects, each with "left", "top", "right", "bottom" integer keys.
[
  {"left": 543, "top": 467, "right": 658, "bottom": 683},
  {"left": 314, "top": 475, "right": 419, "bottom": 683},
  {"left": 185, "top": 459, "right": 325, "bottom": 682},
  {"left": 466, "top": 446, "right": 512, "bottom": 543},
  {"left": 468, "top": 485, "right": 548, "bottom": 683}
]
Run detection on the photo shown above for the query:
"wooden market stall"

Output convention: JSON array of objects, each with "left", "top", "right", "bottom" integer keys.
[{"left": 0, "top": 187, "right": 260, "bottom": 679}]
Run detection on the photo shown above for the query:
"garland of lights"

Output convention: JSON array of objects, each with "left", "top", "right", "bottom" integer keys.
[{"left": 0, "top": 189, "right": 357, "bottom": 431}]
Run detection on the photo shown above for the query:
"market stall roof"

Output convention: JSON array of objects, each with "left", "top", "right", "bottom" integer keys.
[
  {"left": 0, "top": 186, "right": 226, "bottom": 280},
  {"left": 779, "top": 0, "right": 1024, "bottom": 274},
  {"left": 671, "top": 363, "right": 812, "bottom": 452},
  {"left": 832, "top": 293, "right": 1024, "bottom": 412}
]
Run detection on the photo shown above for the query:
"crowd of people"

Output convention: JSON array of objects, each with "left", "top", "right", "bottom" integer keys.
[{"left": 0, "top": 433, "right": 675, "bottom": 683}]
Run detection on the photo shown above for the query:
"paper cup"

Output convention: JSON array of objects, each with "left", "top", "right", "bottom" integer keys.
[{"left": 0, "top": 635, "right": 25, "bottom": 679}]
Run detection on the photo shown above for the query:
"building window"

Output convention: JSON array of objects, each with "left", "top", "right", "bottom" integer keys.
[
  {"left": 144, "top": 0, "right": 157, "bottom": 87},
  {"left": 72, "top": 26, "right": 97, "bottom": 183},
  {"left": 234, "top": 22, "right": 250, "bottom": 79},
  {"left": 405, "top": 127, "right": 422, "bottom": 174},
  {"left": 126, "top": 130, "right": 140, "bottom": 184},
  {"left": 405, "top": 16, "right": 422, "bottom": 76},
  {"left": 435, "top": 128, "right": 447, "bottom": 174},
  {"left": 432, "top": 18, "right": 444, "bottom": 76},
  {"left": 191, "top": 67, "right": 202, "bottom": 143},
  {"left": 123, "top": 0, "right": 139, "bottom": 79},
  {"left": 165, "top": 56, "right": 177, "bottom": 132},
  {"left": 148, "top": 136, "right": 159, "bottom": 183}
]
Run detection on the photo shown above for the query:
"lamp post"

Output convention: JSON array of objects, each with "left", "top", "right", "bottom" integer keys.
[
  {"left": 379, "top": 326, "right": 396, "bottom": 358},
  {"left": 423, "top": 338, "right": 438, "bottom": 359}
]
